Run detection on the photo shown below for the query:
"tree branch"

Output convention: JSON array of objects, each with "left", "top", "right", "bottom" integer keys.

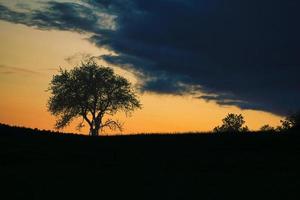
[
  {"left": 79, "top": 106, "right": 93, "bottom": 127},
  {"left": 101, "top": 119, "right": 123, "bottom": 132}
]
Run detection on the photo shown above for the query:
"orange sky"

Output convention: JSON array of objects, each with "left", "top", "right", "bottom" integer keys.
[{"left": 0, "top": 20, "right": 282, "bottom": 135}]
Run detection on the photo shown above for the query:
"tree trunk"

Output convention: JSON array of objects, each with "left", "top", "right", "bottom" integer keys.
[
  {"left": 94, "top": 124, "right": 100, "bottom": 136},
  {"left": 90, "top": 125, "right": 100, "bottom": 136},
  {"left": 89, "top": 127, "right": 93, "bottom": 136},
  {"left": 91, "top": 128, "right": 99, "bottom": 136},
  {"left": 90, "top": 118, "right": 102, "bottom": 136}
]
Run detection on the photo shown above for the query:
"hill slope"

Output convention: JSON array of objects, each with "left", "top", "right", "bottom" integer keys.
[{"left": 0, "top": 124, "right": 300, "bottom": 199}]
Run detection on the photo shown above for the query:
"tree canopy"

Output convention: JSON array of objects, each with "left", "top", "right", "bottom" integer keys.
[
  {"left": 276, "top": 111, "right": 300, "bottom": 131},
  {"left": 213, "top": 113, "right": 249, "bottom": 133},
  {"left": 47, "top": 59, "right": 141, "bottom": 136},
  {"left": 260, "top": 124, "right": 275, "bottom": 132}
]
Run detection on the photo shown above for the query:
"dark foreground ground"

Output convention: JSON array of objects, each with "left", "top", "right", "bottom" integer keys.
[{"left": 1, "top": 124, "right": 300, "bottom": 199}]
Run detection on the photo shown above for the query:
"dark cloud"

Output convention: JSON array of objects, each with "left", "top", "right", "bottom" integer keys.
[
  {"left": 0, "top": 4, "right": 27, "bottom": 24},
  {"left": 1, "top": 0, "right": 300, "bottom": 115},
  {"left": 0, "top": 2, "right": 110, "bottom": 32},
  {"left": 199, "top": 94, "right": 261, "bottom": 110}
]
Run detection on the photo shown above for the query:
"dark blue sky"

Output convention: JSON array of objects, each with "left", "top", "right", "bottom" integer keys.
[{"left": 1, "top": 0, "right": 299, "bottom": 115}]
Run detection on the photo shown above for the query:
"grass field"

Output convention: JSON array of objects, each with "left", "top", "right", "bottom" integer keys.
[{"left": 1, "top": 123, "right": 300, "bottom": 199}]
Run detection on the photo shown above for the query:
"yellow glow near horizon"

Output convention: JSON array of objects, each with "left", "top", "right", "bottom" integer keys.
[{"left": 0, "top": 20, "right": 282, "bottom": 135}]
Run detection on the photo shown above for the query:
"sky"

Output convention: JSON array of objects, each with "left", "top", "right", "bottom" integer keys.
[{"left": 1, "top": 0, "right": 299, "bottom": 134}]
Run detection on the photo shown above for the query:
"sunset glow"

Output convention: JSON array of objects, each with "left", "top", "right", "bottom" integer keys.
[{"left": 0, "top": 1, "right": 291, "bottom": 134}]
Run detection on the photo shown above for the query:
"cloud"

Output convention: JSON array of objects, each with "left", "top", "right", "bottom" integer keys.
[
  {"left": 199, "top": 94, "right": 260, "bottom": 110},
  {"left": 1, "top": 0, "right": 300, "bottom": 115},
  {"left": 0, "top": 2, "right": 116, "bottom": 32}
]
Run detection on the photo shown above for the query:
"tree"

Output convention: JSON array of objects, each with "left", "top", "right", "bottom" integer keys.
[
  {"left": 47, "top": 59, "right": 141, "bottom": 136},
  {"left": 260, "top": 124, "right": 275, "bottom": 132},
  {"left": 276, "top": 111, "right": 300, "bottom": 131},
  {"left": 213, "top": 113, "right": 249, "bottom": 133}
]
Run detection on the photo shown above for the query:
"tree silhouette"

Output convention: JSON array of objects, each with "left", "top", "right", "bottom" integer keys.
[
  {"left": 47, "top": 59, "right": 141, "bottom": 136},
  {"left": 277, "top": 111, "right": 300, "bottom": 131},
  {"left": 260, "top": 124, "right": 275, "bottom": 132},
  {"left": 213, "top": 113, "right": 249, "bottom": 133}
]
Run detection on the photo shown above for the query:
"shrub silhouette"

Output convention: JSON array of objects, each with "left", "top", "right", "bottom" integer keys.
[
  {"left": 47, "top": 58, "right": 141, "bottom": 136},
  {"left": 213, "top": 113, "right": 249, "bottom": 133},
  {"left": 260, "top": 124, "right": 275, "bottom": 132}
]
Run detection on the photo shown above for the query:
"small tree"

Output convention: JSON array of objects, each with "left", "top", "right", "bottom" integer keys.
[
  {"left": 213, "top": 113, "right": 249, "bottom": 133},
  {"left": 276, "top": 112, "right": 300, "bottom": 131},
  {"left": 47, "top": 59, "right": 141, "bottom": 136},
  {"left": 260, "top": 124, "right": 275, "bottom": 132}
]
